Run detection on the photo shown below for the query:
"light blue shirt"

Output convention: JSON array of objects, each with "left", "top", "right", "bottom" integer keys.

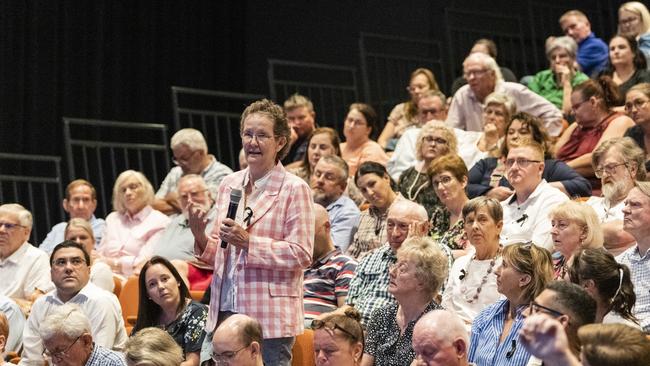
[
  {"left": 0, "top": 295, "right": 25, "bottom": 353},
  {"left": 326, "top": 195, "right": 360, "bottom": 253},
  {"left": 39, "top": 215, "right": 106, "bottom": 253}
]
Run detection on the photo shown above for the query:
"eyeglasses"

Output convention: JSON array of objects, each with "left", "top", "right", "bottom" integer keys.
[
  {"left": 620, "top": 16, "right": 640, "bottom": 25},
  {"left": 594, "top": 162, "right": 627, "bottom": 178},
  {"left": 529, "top": 301, "right": 564, "bottom": 318},
  {"left": 571, "top": 99, "right": 589, "bottom": 112},
  {"left": 389, "top": 261, "right": 411, "bottom": 276},
  {"left": 0, "top": 222, "right": 24, "bottom": 230},
  {"left": 52, "top": 257, "right": 87, "bottom": 268},
  {"left": 463, "top": 69, "right": 489, "bottom": 79},
  {"left": 423, "top": 136, "right": 447, "bottom": 145},
  {"left": 624, "top": 99, "right": 649, "bottom": 113},
  {"left": 172, "top": 150, "right": 198, "bottom": 166},
  {"left": 432, "top": 175, "right": 454, "bottom": 187},
  {"left": 43, "top": 335, "right": 81, "bottom": 360},
  {"left": 211, "top": 344, "right": 249, "bottom": 364},
  {"left": 241, "top": 132, "right": 275, "bottom": 143},
  {"left": 311, "top": 319, "right": 357, "bottom": 339},
  {"left": 504, "top": 158, "right": 541, "bottom": 168}
]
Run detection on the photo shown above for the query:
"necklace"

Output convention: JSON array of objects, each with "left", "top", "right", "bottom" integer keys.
[
  {"left": 460, "top": 248, "right": 501, "bottom": 304},
  {"left": 406, "top": 168, "right": 429, "bottom": 201}
]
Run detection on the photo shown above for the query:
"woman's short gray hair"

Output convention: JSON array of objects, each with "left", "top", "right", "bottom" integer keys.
[
  {"left": 484, "top": 92, "right": 516, "bottom": 120},
  {"left": 397, "top": 236, "right": 449, "bottom": 294},
  {"left": 545, "top": 36, "right": 578, "bottom": 61},
  {"left": 39, "top": 303, "right": 91, "bottom": 341}
]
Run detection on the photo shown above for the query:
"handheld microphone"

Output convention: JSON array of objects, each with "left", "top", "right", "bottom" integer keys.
[
  {"left": 221, "top": 189, "right": 242, "bottom": 249},
  {"left": 505, "top": 339, "right": 516, "bottom": 359}
]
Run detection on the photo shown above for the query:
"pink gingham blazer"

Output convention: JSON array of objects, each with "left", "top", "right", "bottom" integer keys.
[{"left": 198, "top": 162, "right": 314, "bottom": 338}]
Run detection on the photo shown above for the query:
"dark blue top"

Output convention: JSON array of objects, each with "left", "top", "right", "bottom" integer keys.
[
  {"left": 467, "top": 157, "right": 591, "bottom": 198},
  {"left": 578, "top": 33, "right": 609, "bottom": 77}
]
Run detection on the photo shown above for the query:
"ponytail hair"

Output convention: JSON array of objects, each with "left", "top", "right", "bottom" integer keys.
[{"left": 574, "top": 76, "right": 623, "bottom": 109}]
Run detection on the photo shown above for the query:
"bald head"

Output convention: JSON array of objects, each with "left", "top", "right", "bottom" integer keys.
[
  {"left": 313, "top": 204, "right": 334, "bottom": 261},
  {"left": 412, "top": 310, "right": 470, "bottom": 366},
  {"left": 212, "top": 314, "right": 263, "bottom": 366},
  {"left": 388, "top": 199, "right": 428, "bottom": 222},
  {"left": 387, "top": 200, "right": 428, "bottom": 250}
]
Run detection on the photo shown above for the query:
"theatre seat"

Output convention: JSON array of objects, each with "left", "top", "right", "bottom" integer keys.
[
  {"left": 291, "top": 329, "right": 315, "bottom": 366},
  {"left": 118, "top": 276, "right": 140, "bottom": 328}
]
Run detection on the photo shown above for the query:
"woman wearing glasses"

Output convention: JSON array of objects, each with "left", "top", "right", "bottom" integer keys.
[
  {"left": 624, "top": 83, "right": 650, "bottom": 171},
  {"left": 468, "top": 242, "right": 554, "bottom": 366},
  {"left": 468, "top": 112, "right": 590, "bottom": 200},
  {"left": 312, "top": 307, "right": 364, "bottom": 366},
  {"left": 618, "top": 2, "right": 650, "bottom": 62},
  {"left": 360, "top": 237, "right": 448, "bottom": 366},
  {"left": 340, "top": 103, "right": 388, "bottom": 177}
]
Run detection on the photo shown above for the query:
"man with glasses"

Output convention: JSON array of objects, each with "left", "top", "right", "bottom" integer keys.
[
  {"left": 211, "top": 314, "right": 264, "bottom": 366},
  {"left": 20, "top": 241, "right": 127, "bottom": 365},
  {"left": 39, "top": 303, "right": 125, "bottom": 366},
  {"left": 0, "top": 203, "right": 52, "bottom": 315},
  {"left": 154, "top": 128, "right": 232, "bottom": 215},
  {"left": 500, "top": 141, "right": 568, "bottom": 249}
]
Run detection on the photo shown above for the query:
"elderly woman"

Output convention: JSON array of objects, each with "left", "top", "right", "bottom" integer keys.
[
  {"left": 618, "top": 2, "right": 650, "bottom": 62},
  {"left": 469, "top": 112, "right": 591, "bottom": 200},
  {"left": 625, "top": 83, "right": 650, "bottom": 170},
  {"left": 442, "top": 197, "right": 503, "bottom": 324},
  {"left": 360, "top": 236, "right": 448, "bottom": 366},
  {"left": 397, "top": 121, "right": 457, "bottom": 221},
  {"left": 287, "top": 127, "right": 341, "bottom": 183},
  {"left": 312, "top": 307, "right": 365, "bottom": 366},
  {"left": 569, "top": 248, "right": 639, "bottom": 327},
  {"left": 346, "top": 162, "right": 398, "bottom": 259},
  {"left": 64, "top": 218, "right": 114, "bottom": 292},
  {"left": 341, "top": 103, "right": 389, "bottom": 176},
  {"left": 600, "top": 35, "right": 650, "bottom": 98},
  {"left": 190, "top": 99, "right": 314, "bottom": 366},
  {"left": 473, "top": 93, "right": 516, "bottom": 159},
  {"left": 378, "top": 68, "right": 440, "bottom": 150},
  {"left": 97, "top": 170, "right": 170, "bottom": 277},
  {"left": 529, "top": 36, "right": 589, "bottom": 116},
  {"left": 555, "top": 77, "right": 635, "bottom": 193},
  {"left": 125, "top": 327, "right": 184, "bottom": 366},
  {"left": 468, "top": 243, "right": 554, "bottom": 366},
  {"left": 548, "top": 201, "right": 604, "bottom": 279}
]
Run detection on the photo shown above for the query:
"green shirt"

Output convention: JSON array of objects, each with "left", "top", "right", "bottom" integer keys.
[{"left": 528, "top": 69, "right": 588, "bottom": 110}]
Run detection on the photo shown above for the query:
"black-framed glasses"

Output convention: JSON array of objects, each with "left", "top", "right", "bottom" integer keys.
[
  {"left": 211, "top": 344, "right": 250, "bottom": 364},
  {"left": 594, "top": 162, "right": 627, "bottom": 178},
  {"left": 529, "top": 301, "right": 564, "bottom": 318},
  {"left": 43, "top": 335, "right": 81, "bottom": 360},
  {"left": 52, "top": 257, "right": 87, "bottom": 269},
  {"left": 504, "top": 158, "right": 541, "bottom": 168},
  {"left": 423, "top": 135, "right": 447, "bottom": 145}
]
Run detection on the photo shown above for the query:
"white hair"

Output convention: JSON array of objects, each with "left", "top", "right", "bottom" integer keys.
[
  {"left": 389, "top": 199, "right": 428, "bottom": 222},
  {"left": 39, "top": 303, "right": 91, "bottom": 341},
  {"left": 463, "top": 53, "right": 503, "bottom": 82},
  {"left": 0, "top": 203, "right": 33, "bottom": 228},
  {"left": 170, "top": 128, "right": 208, "bottom": 153},
  {"left": 416, "top": 310, "right": 468, "bottom": 345}
]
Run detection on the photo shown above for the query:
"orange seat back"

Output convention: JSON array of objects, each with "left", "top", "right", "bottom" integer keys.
[
  {"left": 113, "top": 276, "right": 123, "bottom": 297},
  {"left": 291, "top": 329, "right": 315, "bottom": 366},
  {"left": 118, "top": 276, "right": 140, "bottom": 327}
]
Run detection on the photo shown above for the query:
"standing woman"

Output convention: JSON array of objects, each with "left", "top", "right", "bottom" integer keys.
[
  {"left": 624, "top": 83, "right": 650, "bottom": 170},
  {"left": 618, "top": 2, "right": 650, "bottom": 62},
  {"left": 341, "top": 103, "right": 389, "bottom": 176},
  {"left": 600, "top": 35, "right": 649, "bottom": 97},
  {"left": 191, "top": 99, "right": 314, "bottom": 366},
  {"left": 287, "top": 127, "right": 341, "bottom": 183}
]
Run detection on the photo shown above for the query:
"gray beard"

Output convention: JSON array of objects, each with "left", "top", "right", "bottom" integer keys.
[{"left": 601, "top": 180, "right": 629, "bottom": 202}]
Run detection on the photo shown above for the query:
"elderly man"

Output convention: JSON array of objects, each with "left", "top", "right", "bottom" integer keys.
[
  {"left": 20, "top": 241, "right": 127, "bottom": 365},
  {"left": 586, "top": 138, "right": 643, "bottom": 255},
  {"left": 311, "top": 155, "right": 360, "bottom": 251},
  {"left": 39, "top": 180, "right": 105, "bottom": 253},
  {"left": 447, "top": 53, "right": 562, "bottom": 136},
  {"left": 346, "top": 200, "right": 428, "bottom": 324},
  {"left": 500, "top": 141, "right": 568, "bottom": 249},
  {"left": 0, "top": 204, "right": 52, "bottom": 314},
  {"left": 283, "top": 93, "right": 317, "bottom": 164},
  {"left": 412, "top": 310, "right": 474, "bottom": 366},
  {"left": 39, "top": 304, "right": 125, "bottom": 366},
  {"left": 211, "top": 314, "right": 264, "bottom": 366},
  {"left": 617, "top": 180, "right": 650, "bottom": 332},
  {"left": 304, "top": 204, "right": 357, "bottom": 326},
  {"left": 153, "top": 128, "right": 232, "bottom": 215},
  {"left": 559, "top": 10, "right": 609, "bottom": 77}
]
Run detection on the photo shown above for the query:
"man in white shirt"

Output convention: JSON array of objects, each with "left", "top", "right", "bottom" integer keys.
[
  {"left": 20, "top": 241, "right": 127, "bottom": 365},
  {"left": 500, "top": 141, "right": 568, "bottom": 249},
  {"left": 0, "top": 203, "right": 52, "bottom": 315}
]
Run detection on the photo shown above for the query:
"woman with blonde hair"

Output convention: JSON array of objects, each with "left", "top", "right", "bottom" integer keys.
[
  {"left": 65, "top": 218, "right": 114, "bottom": 291},
  {"left": 125, "top": 327, "right": 184, "bottom": 366},
  {"left": 618, "top": 2, "right": 650, "bottom": 62}
]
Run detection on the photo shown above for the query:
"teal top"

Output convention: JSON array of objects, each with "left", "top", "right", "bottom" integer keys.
[{"left": 528, "top": 69, "right": 589, "bottom": 110}]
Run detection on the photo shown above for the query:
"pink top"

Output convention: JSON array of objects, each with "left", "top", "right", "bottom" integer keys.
[
  {"left": 98, "top": 205, "right": 170, "bottom": 276},
  {"left": 341, "top": 140, "right": 389, "bottom": 176}
]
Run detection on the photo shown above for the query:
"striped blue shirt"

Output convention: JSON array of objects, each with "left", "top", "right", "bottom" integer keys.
[{"left": 469, "top": 299, "right": 531, "bottom": 366}]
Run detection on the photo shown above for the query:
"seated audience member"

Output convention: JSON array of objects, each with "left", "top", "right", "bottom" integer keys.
[
  {"left": 153, "top": 128, "right": 232, "bottom": 215},
  {"left": 0, "top": 203, "right": 52, "bottom": 314},
  {"left": 312, "top": 307, "right": 364, "bottom": 366},
  {"left": 468, "top": 243, "right": 554, "bottom": 366},
  {"left": 549, "top": 201, "right": 603, "bottom": 279},
  {"left": 211, "top": 314, "right": 264, "bottom": 366},
  {"left": 500, "top": 140, "right": 569, "bottom": 249},
  {"left": 450, "top": 38, "right": 518, "bottom": 95},
  {"left": 0, "top": 313, "right": 8, "bottom": 364},
  {"left": 287, "top": 127, "right": 341, "bottom": 183},
  {"left": 600, "top": 35, "right": 650, "bottom": 97},
  {"left": 469, "top": 113, "right": 591, "bottom": 200},
  {"left": 340, "top": 103, "right": 388, "bottom": 176},
  {"left": 378, "top": 68, "right": 440, "bottom": 150},
  {"left": 65, "top": 218, "right": 114, "bottom": 292},
  {"left": 361, "top": 236, "right": 448, "bottom": 366},
  {"left": 411, "top": 310, "right": 472, "bottom": 366},
  {"left": 528, "top": 36, "right": 589, "bottom": 116},
  {"left": 569, "top": 248, "right": 639, "bottom": 327},
  {"left": 0, "top": 295, "right": 24, "bottom": 353},
  {"left": 97, "top": 170, "right": 170, "bottom": 277},
  {"left": 21, "top": 241, "right": 127, "bottom": 365},
  {"left": 555, "top": 77, "right": 634, "bottom": 193},
  {"left": 587, "top": 137, "right": 643, "bottom": 254},
  {"left": 625, "top": 84, "right": 650, "bottom": 168},
  {"left": 311, "top": 156, "right": 360, "bottom": 251},
  {"left": 471, "top": 93, "right": 516, "bottom": 160},
  {"left": 125, "top": 327, "right": 183, "bottom": 366},
  {"left": 39, "top": 179, "right": 105, "bottom": 253},
  {"left": 559, "top": 10, "right": 609, "bottom": 76},
  {"left": 346, "top": 162, "right": 398, "bottom": 259},
  {"left": 346, "top": 200, "right": 428, "bottom": 324},
  {"left": 618, "top": 180, "right": 650, "bottom": 331},
  {"left": 442, "top": 197, "right": 503, "bottom": 325},
  {"left": 446, "top": 52, "right": 562, "bottom": 136},
  {"left": 282, "top": 93, "right": 317, "bottom": 165},
  {"left": 132, "top": 256, "right": 207, "bottom": 366},
  {"left": 619, "top": 2, "right": 650, "bottom": 62},
  {"left": 525, "top": 281, "right": 597, "bottom": 365},
  {"left": 39, "top": 304, "right": 126, "bottom": 366},
  {"left": 304, "top": 205, "right": 358, "bottom": 325}
]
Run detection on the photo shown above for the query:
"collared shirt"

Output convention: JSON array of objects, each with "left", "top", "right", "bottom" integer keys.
[
  {"left": 469, "top": 299, "right": 532, "bottom": 366},
  {"left": 447, "top": 81, "right": 563, "bottom": 137},
  {"left": 326, "top": 195, "right": 360, "bottom": 252},
  {"left": 39, "top": 216, "right": 106, "bottom": 253},
  {"left": 155, "top": 155, "right": 233, "bottom": 199},
  {"left": 346, "top": 244, "right": 397, "bottom": 324},
  {"left": 577, "top": 32, "right": 609, "bottom": 77},
  {"left": 85, "top": 344, "right": 127, "bottom": 366},
  {"left": 20, "top": 282, "right": 128, "bottom": 365},
  {"left": 346, "top": 206, "right": 388, "bottom": 260},
  {"left": 500, "top": 180, "right": 569, "bottom": 250},
  {"left": 616, "top": 245, "right": 650, "bottom": 332},
  {"left": 0, "top": 295, "right": 25, "bottom": 353},
  {"left": 0, "top": 242, "right": 53, "bottom": 300},
  {"left": 303, "top": 249, "right": 358, "bottom": 326},
  {"left": 153, "top": 206, "right": 216, "bottom": 262},
  {"left": 585, "top": 196, "right": 624, "bottom": 223}
]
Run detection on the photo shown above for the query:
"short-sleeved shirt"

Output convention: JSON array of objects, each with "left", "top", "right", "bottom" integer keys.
[
  {"left": 164, "top": 301, "right": 208, "bottom": 353},
  {"left": 616, "top": 245, "right": 650, "bottom": 332},
  {"left": 0, "top": 242, "right": 53, "bottom": 300},
  {"left": 155, "top": 155, "right": 233, "bottom": 199}
]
